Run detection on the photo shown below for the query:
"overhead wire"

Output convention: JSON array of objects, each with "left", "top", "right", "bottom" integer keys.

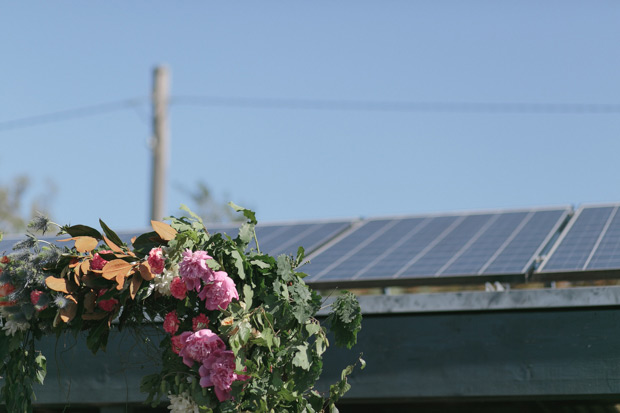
[
  {"left": 2, "top": 95, "right": 620, "bottom": 133},
  {"left": 171, "top": 95, "right": 620, "bottom": 114},
  {"left": 0, "top": 97, "right": 148, "bottom": 132}
]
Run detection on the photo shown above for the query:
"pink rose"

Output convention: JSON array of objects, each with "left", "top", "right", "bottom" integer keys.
[
  {"left": 199, "top": 350, "right": 246, "bottom": 401},
  {"left": 163, "top": 311, "right": 180, "bottom": 335},
  {"left": 170, "top": 277, "right": 187, "bottom": 300},
  {"left": 192, "top": 314, "right": 210, "bottom": 331},
  {"left": 198, "top": 271, "right": 239, "bottom": 311},
  {"left": 97, "top": 289, "right": 118, "bottom": 312},
  {"left": 91, "top": 250, "right": 111, "bottom": 271},
  {"left": 179, "top": 249, "right": 215, "bottom": 291},
  {"left": 178, "top": 329, "right": 225, "bottom": 367},
  {"left": 148, "top": 247, "right": 166, "bottom": 275}
]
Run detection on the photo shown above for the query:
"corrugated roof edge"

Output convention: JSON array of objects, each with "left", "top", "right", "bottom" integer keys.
[{"left": 316, "top": 285, "right": 620, "bottom": 315}]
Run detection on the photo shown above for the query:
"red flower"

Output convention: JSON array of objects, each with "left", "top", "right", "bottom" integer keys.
[
  {"left": 171, "top": 334, "right": 184, "bottom": 354},
  {"left": 163, "top": 311, "right": 180, "bottom": 335},
  {"left": 0, "top": 283, "right": 16, "bottom": 307},
  {"left": 170, "top": 277, "right": 187, "bottom": 300},
  {"left": 97, "top": 289, "right": 118, "bottom": 312},
  {"left": 1, "top": 256, "right": 10, "bottom": 264},
  {"left": 192, "top": 314, "right": 210, "bottom": 331}
]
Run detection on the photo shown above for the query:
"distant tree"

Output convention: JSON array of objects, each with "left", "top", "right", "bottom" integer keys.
[
  {"left": 0, "top": 175, "right": 56, "bottom": 234},
  {"left": 176, "top": 180, "right": 245, "bottom": 223}
]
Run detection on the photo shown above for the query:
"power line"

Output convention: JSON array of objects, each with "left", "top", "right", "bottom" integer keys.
[
  {"left": 172, "top": 95, "right": 620, "bottom": 114},
  {"left": 0, "top": 98, "right": 148, "bottom": 132},
  {"left": 2, "top": 95, "right": 620, "bottom": 133}
]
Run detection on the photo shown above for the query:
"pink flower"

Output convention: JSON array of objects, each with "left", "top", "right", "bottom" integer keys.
[
  {"left": 30, "top": 290, "right": 47, "bottom": 311},
  {"left": 178, "top": 329, "right": 225, "bottom": 367},
  {"left": 198, "top": 271, "right": 239, "bottom": 311},
  {"left": 199, "top": 350, "right": 246, "bottom": 401},
  {"left": 192, "top": 314, "right": 210, "bottom": 331},
  {"left": 163, "top": 311, "right": 180, "bottom": 335},
  {"left": 170, "top": 277, "right": 187, "bottom": 300},
  {"left": 148, "top": 247, "right": 166, "bottom": 275},
  {"left": 171, "top": 335, "right": 184, "bottom": 354},
  {"left": 179, "top": 249, "right": 215, "bottom": 291},
  {"left": 91, "top": 250, "right": 111, "bottom": 271},
  {"left": 97, "top": 289, "right": 118, "bottom": 312}
]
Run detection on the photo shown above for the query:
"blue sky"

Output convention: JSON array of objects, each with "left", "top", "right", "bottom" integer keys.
[{"left": 1, "top": 1, "right": 620, "bottom": 231}]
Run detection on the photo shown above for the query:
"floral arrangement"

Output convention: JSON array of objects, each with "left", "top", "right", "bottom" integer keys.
[{"left": 0, "top": 204, "right": 363, "bottom": 412}]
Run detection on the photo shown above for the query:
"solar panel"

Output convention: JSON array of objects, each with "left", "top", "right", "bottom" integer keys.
[
  {"left": 303, "top": 207, "right": 570, "bottom": 287},
  {"left": 537, "top": 204, "right": 620, "bottom": 276}
]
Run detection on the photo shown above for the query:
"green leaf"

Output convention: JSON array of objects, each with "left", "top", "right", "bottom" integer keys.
[
  {"left": 228, "top": 202, "right": 257, "bottom": 225},
  {"left": 243, "top": 284, "right": 254, "bottom": 309},
  {"left": 179, "top": 204, "right": 204, "bottom": 225},
  {"left": 250, "top": 259, "right": 271, "bottom": 269},
  {"left": 34, "top": 353, "right": 46, "bottom": 385},
  {"left": 61, "top": 224, "right": 103, "bottom": 240},
  {"left": 99, "top": 219, "right": 124, "bottom": 247},
  {"left": 238, "top": 222, "right": 254, "bottom": 246},
  {"left": 230, "top": 249, "right": 246, "bottom": 280},
  {"left": 327, "top": 292, "right": 362, "bottom": 349},
  {"left": 292, "top": 344, "right": 311, "bottom": 370}
]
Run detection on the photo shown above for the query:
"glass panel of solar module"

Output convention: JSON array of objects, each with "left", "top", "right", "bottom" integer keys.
[
  {"left": 303, "top": 208, "right": 570, "bottom": 284},
  {"left": 538, "top": 204, "right": 620, "bottom": 272}
]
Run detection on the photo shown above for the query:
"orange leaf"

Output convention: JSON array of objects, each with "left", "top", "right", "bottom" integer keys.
[
  {"left": 59, "top": 294, "right": 78, "bottom": 323},
  {"left": 80, "top": 259, "right": 91, "bottom": 275},
  {"left": 103, "top": 236, "right": 123, "bottom": 253},
  {"left": 130, "top": 273, "right": 142, "bottom": 299},
  {"left": 151, "top": 220, "right": 177, "bottom": 241},
  {"left": 45, "top": 276, "right": 70, "bottom": 293},
  {"left": 116, "top": 272, "right": 127, "bottom": 290},
  {"left": 75, "top": 236, "right": 99, "bottom": 253},
  {"left": 138, "top": 262, "right": 154, "bottom": 281},
  {"left": 102, "top": 259, "right": 134, "bottom": 280},
  {"left": 57, "top": 237, "right": 76, "bottom": 243}
]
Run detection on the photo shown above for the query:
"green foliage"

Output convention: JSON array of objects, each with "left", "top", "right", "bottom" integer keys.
[
  {"left": 0, "top": 205, "right": 364, "bottom": 412},
  {"left": 326, "top": 292, "right": 363, "bottom": 349}
]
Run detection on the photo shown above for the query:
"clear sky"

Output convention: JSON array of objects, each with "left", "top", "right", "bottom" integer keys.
[{"left": 1, "top": 1, "right": 620, "bottom": 231}]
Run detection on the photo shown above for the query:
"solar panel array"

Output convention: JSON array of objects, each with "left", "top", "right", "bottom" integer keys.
[
  {"left": 302, "top": 208, "right": 570, "bottom": 287},
  {"left": 537, "top": 204, "right": 620, "bottom": 275},
  {"left": 6, "top": 203, "right": 620, "bottom": 286}
]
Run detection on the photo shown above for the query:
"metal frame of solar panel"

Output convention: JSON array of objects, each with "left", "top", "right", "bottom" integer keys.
[
  {"left": 535, "top": 203, "right": 620, "bottom": 282},
  {"left": 302, "top": 207, "right": 571, "bottom": 289}
]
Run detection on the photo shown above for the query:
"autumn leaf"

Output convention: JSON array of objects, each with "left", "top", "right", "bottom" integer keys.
[
  {"left": 59, "top": 294, "right": 78, "bottom": 323},
  {"left": 138, "top": 262, "right": 154, "bottom": 281},
  {"left": 103, "top": 236, "right": 123, "bottom": 253},
  {"left": 102, "top": 259, "right": 134, "bottom": 281},
  {"left": 45, "top": 276, "right": 71, "bottom": 293},
  {"left": 151, "top": 220, "right": 177, "bottom": 241},
  {"left": 130, "top": 273, "right": 142, "bottom": 299},
  {"left": 75, "top": 236, "right": 99, "bottom": 253}
]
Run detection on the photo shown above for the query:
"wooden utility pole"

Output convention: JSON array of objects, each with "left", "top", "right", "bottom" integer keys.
[{"left": 150, "top": 66, "right": 170, "bottom": 222}]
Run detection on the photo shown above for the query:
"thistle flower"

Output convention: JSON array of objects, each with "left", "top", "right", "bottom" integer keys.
[
  {"left": 28, "top": 215, "right": 52, "bottom": 235},
  {"left": 53, "top": 295, "right": 68, "bottom": 309},
  {"left": 12, "top": 234, "right": 39, "bottom": 251}
]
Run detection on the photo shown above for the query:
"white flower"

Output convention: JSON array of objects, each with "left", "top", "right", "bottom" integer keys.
[
  {"left": 2, "top": 319, "right": 30, "bottom": 336},
  {"left": 167, "top": 391, "right": 199, "bottom": 413},
  {"left": 153, "top": 264, "right": 178, "bottom": 296}
]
